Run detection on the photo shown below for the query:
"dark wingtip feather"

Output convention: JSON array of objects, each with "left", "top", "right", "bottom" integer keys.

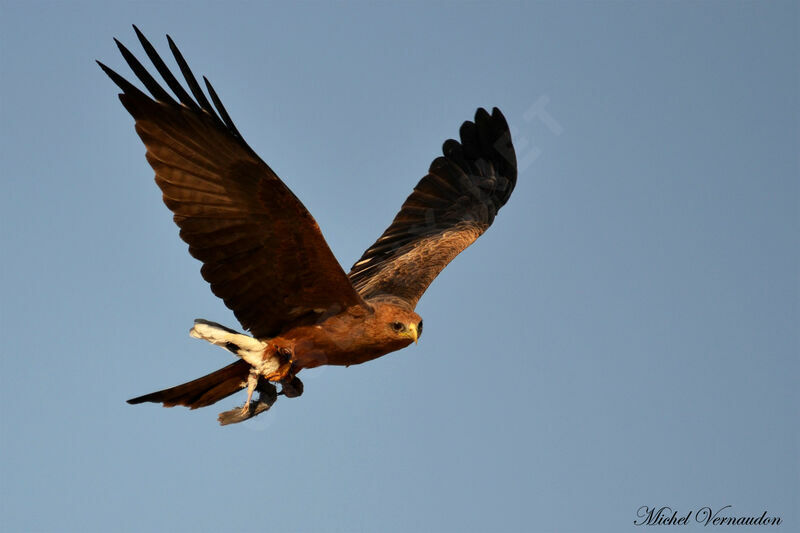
[
  {"left": 97, "top": 60, "right": 147, "bottom": 98},
  {"left": 102, "top": 27, "right": 253, "bottom": 154},
  {"left": 491, "top": 106, "right": 507, "bottom": 125},
  {"left": 442, "top": 106, "right": 517, "bottom": 181},
  {"left": 446, "top": 106, "right": 519, "bottom": 210},
  {"left": 474, "top": 107, "right": 491, "bottom": 123},
  {"left": 133, "top": 26, "right": 200, "bottom": 111},
  {"left": 488, "top": 107, "right": 517, "bottom": 174},
  {"left": 458, "top": 120, "right": 479, "bottom": 156},
  {"left": 166, "top": 34, "right": 216, "bottom": 115},
  {"left": 114, "top": 37, "right": 175, "bottom": 104},
  {"left": 127, "top": 393, "right": 153, "bottom": 405},
  {"left": 203, "top": 75, "right": 251, "bottom": 150},
  {"left": 203, "top": 77, "right": 236, "bottom": 133}
]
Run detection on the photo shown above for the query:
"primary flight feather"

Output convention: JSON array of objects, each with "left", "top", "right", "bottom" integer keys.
[{"left": 99, "top": 26, "right": 517, "bottom": 425}]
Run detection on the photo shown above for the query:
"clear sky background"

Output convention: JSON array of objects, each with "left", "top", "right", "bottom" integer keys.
[{"left": 1, "top": 2, "right": 797, "bottom": 532}]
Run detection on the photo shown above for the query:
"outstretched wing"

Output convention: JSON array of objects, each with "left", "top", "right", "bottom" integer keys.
[
  {"left": 348, "top": 108, "right": 517, "bottom": 308},
  {"left": 99, "top": 27, "right": 364, "bottom": 339}
]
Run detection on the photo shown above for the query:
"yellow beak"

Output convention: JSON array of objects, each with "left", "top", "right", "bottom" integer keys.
[{"left": 408, "top": 323, "right": 418, "bottom": 344}]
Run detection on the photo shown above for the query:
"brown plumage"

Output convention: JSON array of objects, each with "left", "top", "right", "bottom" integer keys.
[{"left": 100, "top": 27, "right": 517, "bottom": 424}]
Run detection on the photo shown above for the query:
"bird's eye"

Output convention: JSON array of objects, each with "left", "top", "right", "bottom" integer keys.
[
  {"left": 391, "top": 322, "right": 404, "bottom": 332},
  {"left": 417, "top": 320, "right": 423, "bottom": 336}
]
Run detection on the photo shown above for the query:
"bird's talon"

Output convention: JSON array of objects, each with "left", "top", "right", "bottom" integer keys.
[{"left": 263, "top": 358, "right": 294, "bottom": 383}]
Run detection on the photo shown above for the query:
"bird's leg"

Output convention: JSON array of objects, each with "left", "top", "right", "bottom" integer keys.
[
  {"left": 240, "top": 368, "right": 259, "bottom": 416},
  {"left": 218, "top": 379, "right": 278, "bottom": 426}
]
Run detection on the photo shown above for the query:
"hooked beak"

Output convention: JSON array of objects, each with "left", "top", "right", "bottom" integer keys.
[{"left": 408, "top": 323, "right": 418, "bottom": 344}]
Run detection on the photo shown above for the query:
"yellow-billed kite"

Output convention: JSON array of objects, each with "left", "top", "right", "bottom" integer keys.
[{"left": 99, "top": 27, "right": 517, "bottom": 425}]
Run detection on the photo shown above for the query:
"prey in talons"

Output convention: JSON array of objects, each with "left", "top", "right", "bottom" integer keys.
[
  {"left": 218, "top": 378, "right": 278, "bottom": 426},
  {"left": 190, "top": 320, "right": 302, "bottom": 422}
]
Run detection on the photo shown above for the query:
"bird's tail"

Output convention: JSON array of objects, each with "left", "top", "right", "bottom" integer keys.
[
  {"left": 127, "top": 320, "right": 263, "bottom": 409},
  {"left": 127, "top": 320, "right": 283, "bottom": 409},
  {"left": 127, "top": 359, "right": 252, "bottom": 408}
]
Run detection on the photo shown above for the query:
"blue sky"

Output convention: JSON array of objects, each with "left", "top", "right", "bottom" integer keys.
[{"left": 1, "top": 2, "right": 797, "bottom": 532}]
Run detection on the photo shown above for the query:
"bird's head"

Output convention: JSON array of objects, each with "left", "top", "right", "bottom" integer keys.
[
  {"left": 370, "top": 301, "right": 423, "bottom": 346},
  {"left": 388, "top": 316, "right": 423, "bottom": 344}
]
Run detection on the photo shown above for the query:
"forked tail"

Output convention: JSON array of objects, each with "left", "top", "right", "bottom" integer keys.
[{"left": 127, "top": 359, "right": 250, "bottom": 409}]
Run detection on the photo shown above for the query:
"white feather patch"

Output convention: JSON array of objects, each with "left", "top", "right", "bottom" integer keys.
[{"left": 189, "top": 321, "right": 280, "bottom": 376}]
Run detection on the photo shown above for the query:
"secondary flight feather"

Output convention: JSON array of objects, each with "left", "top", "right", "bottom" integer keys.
[{"left": 99, "top": 26, "right": 517, "bottom": 425}]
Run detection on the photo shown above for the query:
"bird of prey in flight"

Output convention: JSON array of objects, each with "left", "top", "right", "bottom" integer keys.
[{"left": 98, "top": 26, "right": 517, "bottom": 425}]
